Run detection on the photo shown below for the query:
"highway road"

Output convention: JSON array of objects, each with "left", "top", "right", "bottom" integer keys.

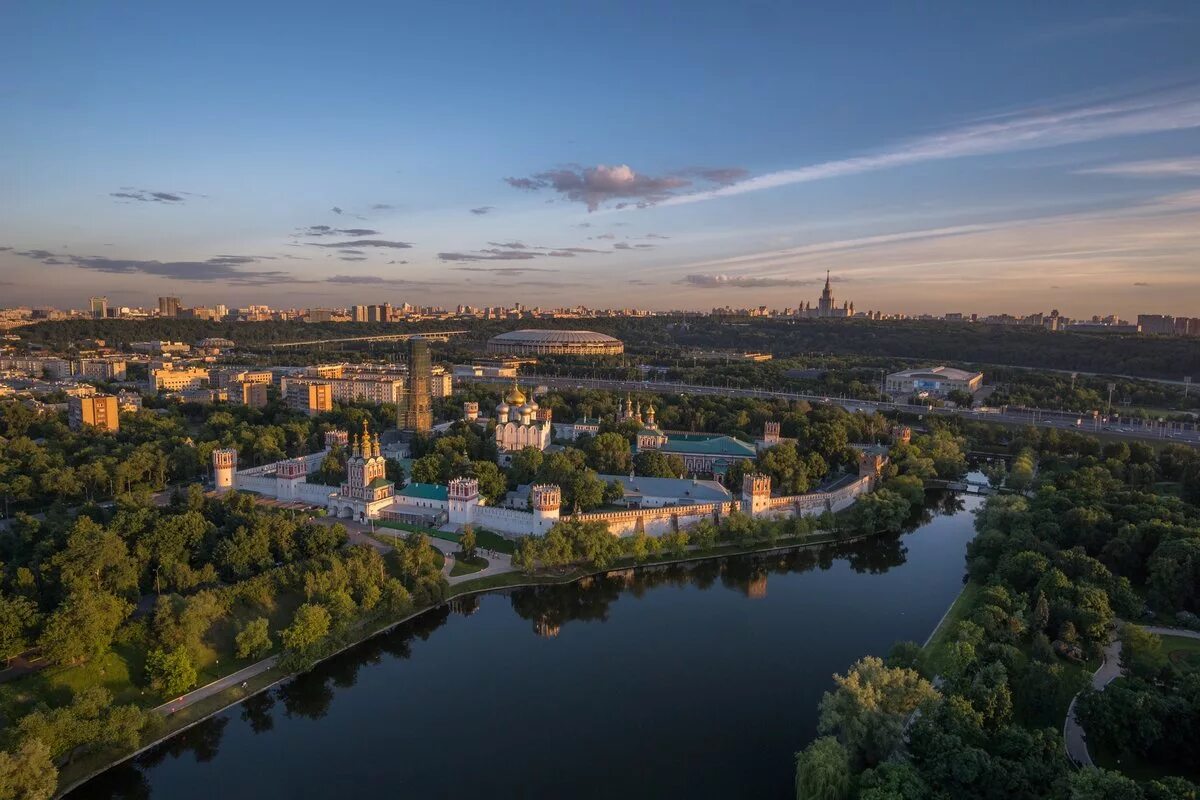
[{"left": 461, "top": 374, "right": 1200, "bottom": 447}]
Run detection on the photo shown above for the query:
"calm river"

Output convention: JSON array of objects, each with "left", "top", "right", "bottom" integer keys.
[{"left": 71, "top": 491, "right": 981, "bottom": 799}]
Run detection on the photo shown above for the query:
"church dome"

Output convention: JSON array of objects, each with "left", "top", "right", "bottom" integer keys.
[{"left": 505, "top": 384, "right": 526, "bottom": 405}]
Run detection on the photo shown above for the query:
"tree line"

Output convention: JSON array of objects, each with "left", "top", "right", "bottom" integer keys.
[{"left": 792, "top": 422, "right": 1200, "bottom": 799}]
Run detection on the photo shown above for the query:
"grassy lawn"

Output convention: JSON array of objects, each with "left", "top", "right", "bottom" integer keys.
[
  {"left": 449, "top": 555, "right": 488, "bottom": 577},
  {"left": 473, "top": 528, "right": 515, "bottom": 555},
  {"left": 1163, "top": 634, "right": 1200, "bottom": 668},
  {"left": 449, "top": 568, "right": 588, "bottom": 596},
  {"left": 921, "top": 580, "right": 982, "bottom": 677}
]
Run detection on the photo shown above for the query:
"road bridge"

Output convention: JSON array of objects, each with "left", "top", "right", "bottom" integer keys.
[{"left": 267, "top": 330, "right": 468, "bottom": 349}]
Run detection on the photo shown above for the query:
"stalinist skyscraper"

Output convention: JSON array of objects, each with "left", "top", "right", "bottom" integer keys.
[
  {"left": 817, "top": 271, "right": 836, "bottom": 316},
  {"left": 799, "top": 271, "right": 853, "bottom": 318}
]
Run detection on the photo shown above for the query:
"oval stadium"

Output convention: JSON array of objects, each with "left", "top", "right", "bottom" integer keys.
[{"left": 486, "top": 329, "right": 624, "bottom": 356}]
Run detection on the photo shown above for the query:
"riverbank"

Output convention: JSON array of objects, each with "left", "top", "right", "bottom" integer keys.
[{"left": 52, "top": 524, "right": 881, "bottom": 797}]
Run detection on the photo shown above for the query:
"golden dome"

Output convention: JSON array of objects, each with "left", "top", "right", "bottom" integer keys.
[{"left": 505, "top": 382, "right": 526, "bottom": 405}]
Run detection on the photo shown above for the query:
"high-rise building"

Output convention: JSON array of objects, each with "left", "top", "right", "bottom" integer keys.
[
  {"left": 366, "top": 303, "right": 393, "bottom": 323},
  {"left": 233, "top": 381, "right": 270, "bottom": 408},
  {"left": 353, "top": 305, "right": 368, "bottom": 323},
  {"left": 69, "top": 394, "right": 120, "bottom": 431},
  {"left": 89, "top": 296, "right": 108, "bottom": 319},
  {"left": 285, "top": 379, "right": 333, "bottom": 416},
  {"left": 397, "top": 337, "right": 432, "bottom": 432},
  {"left": 1137, "top": 314, "right": 1175, "bottom": 335},
  {"left": 158, "top": 296, "right": 181, "bottom": 317}
]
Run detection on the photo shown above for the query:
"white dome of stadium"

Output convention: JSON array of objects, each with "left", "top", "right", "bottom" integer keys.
[{"left": 486, "top": 329, "right": 624, "bottom": 356}]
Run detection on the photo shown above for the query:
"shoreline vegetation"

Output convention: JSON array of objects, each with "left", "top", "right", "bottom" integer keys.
[{"left": 795, "top": 426, "right": 1200, "bottom": 800}]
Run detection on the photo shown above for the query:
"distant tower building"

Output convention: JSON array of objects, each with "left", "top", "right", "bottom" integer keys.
[
  {"left": 324, "top": 429, "right": 350, "bottom": 450},
  {"left": 212, "top": 448, "right": 237, "bottom": 491},
  {"left": 158, "top": 296, "right": 181, "bottom": 318},
  {"left": 817, "top": 272, "right": 834, "bottom": 317},
  {"left": 463, "top": 401, "right": 479, "bottom": 422},
  {"left": 741, "top": 473, "right": 772, "bottom": 516},
  {"left": 89, "top": 296, "right": 108, "bottom": 320},
  {"left": 398, "top": 337, "right": 433, "bottom": 433}
]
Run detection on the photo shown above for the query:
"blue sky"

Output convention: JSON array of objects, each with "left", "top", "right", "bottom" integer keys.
[{"left": 2, "top": 1, "right": 1200, "bottom": 316}]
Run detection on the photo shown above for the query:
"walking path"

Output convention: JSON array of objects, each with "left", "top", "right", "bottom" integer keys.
[
  {"left": 153, "top": 656, "right": 279, "bottom": 715},
  {"left": 1064, "top": 622, "right": 1200, "bottom": 768},
  {"left": 1064, "top": 637, "right": 1121, "bottom": 768},
  {"left": 1136, "top": 625, "right": 1200, "bottom": 642}
]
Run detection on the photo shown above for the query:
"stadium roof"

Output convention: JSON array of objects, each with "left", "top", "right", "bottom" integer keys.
[{"left": 489, "top": 329, "right": 621, "bottom": 344}]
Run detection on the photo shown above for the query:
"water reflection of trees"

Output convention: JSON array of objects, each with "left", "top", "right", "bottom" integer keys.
[
  {"left": 507, "top": 537, "right": 910, "bottom": 635},
  {"left": 241, "top": 691, "right": 275, "bottom": 733},
  {"left": 278, "top": 604, "right": 454, "bottom": 721},
  {"left": 508, "top": 492, "right": 969, "bottom": 636}
]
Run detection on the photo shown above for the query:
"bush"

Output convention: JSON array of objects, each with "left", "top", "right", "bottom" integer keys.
[{"left": 1175, "top": 610, "right": 1200, "bottom": 632}]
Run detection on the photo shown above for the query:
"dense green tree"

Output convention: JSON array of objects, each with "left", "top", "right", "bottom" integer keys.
[
  {"left": 459, "top": 527, "right": 477, "bottom": 560},
  {"left": 793, "top": 736, "right": 850, "bottom": 800},
  {"left": 0, "top": 594, "right": 40, "bottom": 665},
  {"left": 38, "top": 590, "right": 131, "bottom": 665},
  {"left": 817, "top": 656, "right": 937, "bottom": 768},
  {"left": 588, "top": 432, "right": 633, "bottom": 475},
  {"left": 691, "top": 518, "right": 718, "bottom": 550},
  {"left": 281, "top": 603, "right": 332, "bottom": 657},
  {"left": 633, "top": 450, "right": 685, "bottom": 478},
  {"left": 145, "top": 645, "right": 198, "bottom": 697},
  {"left": 235, "top": 617, "right": 273, "bottom": 660},
  {"left": 0, "top": 737, "right": 57, "bottom": 800},
  {"left": 509, "top": 447, "right": 544, "bottom": 486},
  {"left": 1069, "top": 768, "right": 1145, "bottom": 800}
]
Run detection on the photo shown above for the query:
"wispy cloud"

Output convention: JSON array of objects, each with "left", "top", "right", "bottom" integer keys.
[
  {"left": 661, "top": 189, "right": 1200, "bottom": 308},
  {"left": 452, "top": 267, "right": 560, "bottom": 276},
  {"left": 470, "top": 206, "right": 495, "bottom": 215},
  {"left": 1026, "top": 12, "right": 1179, "bottom": 44},
  {"left": 327, "top": 274, "right": 437, "bottom": 286},
  {"left": 1078, "top": 156, "right": 1200, "bottom": 177},
  {"left": 297, "top": 225, "right": 381, "bottom": 237},
  {"left": 110, "top": 188, "right": 201, "bottom": 204},
  {"left": 659, "top": 88, "right": 1200, "bottom": 207},
  {"left": 12, "top": 249, "right": 295, "bottom": 284},
  {"left": 681, "top": 274, "right": 817, "bottom": 289},
  {"left": 306, "top": 239, "right": 412, "bottom": 249}
]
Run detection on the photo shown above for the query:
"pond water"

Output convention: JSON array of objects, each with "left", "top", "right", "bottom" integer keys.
[{"left": 71, "top": 491, "right": 982, "bottom": 799}]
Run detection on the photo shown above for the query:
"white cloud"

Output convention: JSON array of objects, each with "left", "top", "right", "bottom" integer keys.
[
  {"left": 659, "top": 89, "right": 1200, "bottom": 207},
  {"left": 1078, "top": 156, "right": 1200, "bottom": 177}
]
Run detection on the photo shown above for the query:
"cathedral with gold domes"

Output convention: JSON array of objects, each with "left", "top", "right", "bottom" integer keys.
[{"left": 493, "top": 380, "right": 552, "bottom": 465}]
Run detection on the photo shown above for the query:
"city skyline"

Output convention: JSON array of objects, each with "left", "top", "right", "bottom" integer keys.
[{"left": 3, "top": 3, "right": 1200, "bottom": 317}]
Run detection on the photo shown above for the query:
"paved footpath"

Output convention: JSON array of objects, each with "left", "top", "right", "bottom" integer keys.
[
  {"left": 154, "top": 656, "right": 279, "bottom": 715},
  {"left": 1064, "top": 637, "right": 1121, "bottom": 768},
  {"left": 1064, "top": 622, "right": 1200, "bottom": 768}
]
